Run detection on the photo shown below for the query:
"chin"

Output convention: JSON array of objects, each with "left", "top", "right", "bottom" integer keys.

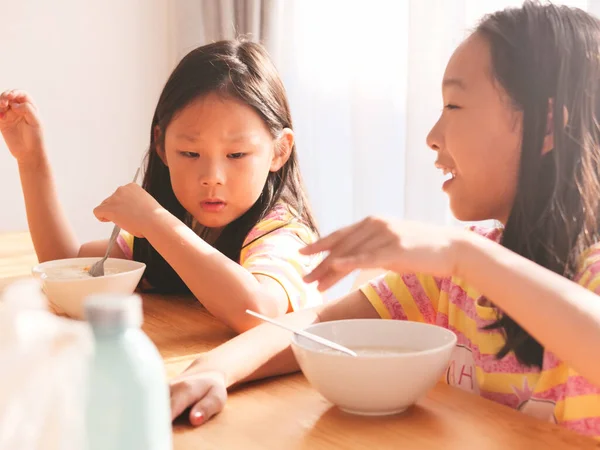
[
  {"left": 194, "top": 216, "right": 230, "bottom": 229},
  {"left": 448, "top": 202, "right": 490, "bottom": 223}
]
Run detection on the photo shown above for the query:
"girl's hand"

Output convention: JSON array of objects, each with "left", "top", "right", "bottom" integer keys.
[
  {"left": 93, "top": 183, "right": 164, "bottom": 238},
  {"left": 0, "top": 90, "right": 45, "bottom": 167},
  {"left": 169, "top": 367, "right": 228, "bottom": 427},
  {"left": 301, "top": 216, "right": 468, "bottom": 291}
]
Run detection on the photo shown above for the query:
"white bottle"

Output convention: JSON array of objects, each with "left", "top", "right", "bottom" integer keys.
[{"left": 84, "top": 294, "right": 172, "bottom": 450}]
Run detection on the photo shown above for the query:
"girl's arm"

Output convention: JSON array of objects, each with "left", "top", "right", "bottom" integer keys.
[
  {"left": 19, "top": 159, "right": 126, "bottom": 261},
  {"left": 141, "top": 208, "right": 294, "bottom": 332},
  {"left": 301, "top": 216, "right": 600, "bottom": 386},
  {"left": 93, "top": 183, "right": 307, "bottom": 332},
  {"left": 169, "top": 289, "right": 379, "bottom": 422},
  {"left": 0, "top": 91, "right": 124, "bottom": 262},
  {"left": 18, "top": 157, "right": 83, "bottom": 261},
  {"left": 457, "top": 232, "right": 600, "bottom": 385}
]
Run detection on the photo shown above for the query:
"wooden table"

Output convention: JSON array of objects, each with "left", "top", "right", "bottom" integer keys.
[{"left": 1, "top": 232, "right": 598, "bottom": 449}]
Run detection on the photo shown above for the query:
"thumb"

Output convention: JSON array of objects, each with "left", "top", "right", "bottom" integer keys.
[{"left": 188, "top": 384, "right": 227, "bottom": 426}]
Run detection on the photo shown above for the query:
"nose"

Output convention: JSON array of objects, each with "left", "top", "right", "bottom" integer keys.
[
  {"left": 426, "top": 118, "right": 443, "bottom": 152},
  {"left": 199, "top": 159, "right": 225, "bottom": 186}
]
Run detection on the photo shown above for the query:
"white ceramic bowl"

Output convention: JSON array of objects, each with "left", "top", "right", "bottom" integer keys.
[
  {"left": 32, "top": 257, "right": 146, "bottom": 319},
  {"left": 291, "top": 319, "right": 456, "bottom": 416}
]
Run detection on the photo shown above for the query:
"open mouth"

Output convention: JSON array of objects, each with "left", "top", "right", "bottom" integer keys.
[
  {"left": 200, "top": 200, "right": 226, "bottom": 212},
  {"left": 435, "top": 161, "right": 457, "bottom": 181},
  {"left": 442, "top": 168, "right": 456, "bottom": 182},
  {"left": 435, "top": 162, "right": 457, "bottom": 191}
]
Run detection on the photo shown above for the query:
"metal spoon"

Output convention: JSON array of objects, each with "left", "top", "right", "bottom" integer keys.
[
  {"left": 88, "top": 167, "right": 141, "bottom": 277},
  {"left": 245, "top": 309, "right": 358, "bottom": 357}
]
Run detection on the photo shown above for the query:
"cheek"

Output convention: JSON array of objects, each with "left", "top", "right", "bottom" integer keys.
[
  {"left": 486, "top": 128, "right": 521, "bottom": 186},
  {"left": 461, "top": 137, "right": 521, "bottom": 209},
  {"left": 451, "top": 114, "right": 520, "bottom": 176},
  {"left": 240, "top": 154, "right": 272, "bottom": 186},
  {"left": 166, "top": 162, "right": 194, "bottom": 200}
]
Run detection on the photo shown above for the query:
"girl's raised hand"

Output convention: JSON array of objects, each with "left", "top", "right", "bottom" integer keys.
[
  {"left": 301, "top": 216, "right": 468, "bottom": 291},
  {"left": 0, "top": 90, "right": 44, "bottom": 167}
]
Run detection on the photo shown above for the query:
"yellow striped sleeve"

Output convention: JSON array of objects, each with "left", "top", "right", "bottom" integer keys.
[
  {"left": 446, "top": 299, "right": 506, "bottom": 354},
  {"left": 359, "top": 271, "right": 440, "bottom": 323},
  {"left": 116, "top": 230, "right": 134, "bottom": 259},
  {"left": 240, "top": 219, "right": 323, "bottom": 312},
  {"left": 576, "top": 245, "right": 600, "bottom": 294},
  {"left": 555, "top": 394, "right": 600, "bottom": 422},
  {"left": 542, "top": 247, "right": 600, "bottom": 438},
  {"left": 361, "top": 280, "right": 392, "bottom": 319}
]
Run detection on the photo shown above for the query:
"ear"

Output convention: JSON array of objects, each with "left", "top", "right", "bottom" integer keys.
[
  {"left": 154, "top": 126, "right": 169, "bottom": 167},
  {"left": 542, "top": 99, "right": 569, "bottom": 155},
  {"left": 270, "top": 128, "right": 294, "bottom": 172}
]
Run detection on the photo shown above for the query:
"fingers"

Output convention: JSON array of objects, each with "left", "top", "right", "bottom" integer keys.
[
  {"left": 188, "top": 384, "right": 227, "bottom": 426},
  {"left": 0, "top": 93, "right": 10, "bottom": 118},
  {"left": 170, "top": 380, "right": 199, "bottom": 421},
  {"left": 10, "top": 101, "right": 39, "bottom": 126},
  {"left": 93, "top": 187, "right": 119, "bottom": 222},
  {"left": 93, "top": 202, "right": 112, "bottom": 222},
  {"left": 0, "top": 90, "right": 38, "bottom": 124},
  {"left": 332, "top": 253, "right": 385, "bottom": 271},
  {"left": 0, "top": 94, "right": 8, "bottom": 113},
  {"left": 330, "top": 231, "right": 396, "bottom": 270},
  {"left": 304, "top": 220, "right": 377, "bottom": 284},
  {"left": 300, "top": 222, "right": 357, "bottom": 256},
  {"left": 2, "top": 90, "right": 31, "bottom": 103},
  {"left": 306, "top": 229, "right": 395, "bottom": 291},
  {"left": 169, "top": 373, "right": 227, "bottom": 426}
]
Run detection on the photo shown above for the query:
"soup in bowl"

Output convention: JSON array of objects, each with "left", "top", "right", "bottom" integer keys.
[
  {"left": 291, "top": 319, "right": 456, "bottom": 416},
  {"left": 32, "top": 257, "right": 146, "bottom": 319}
]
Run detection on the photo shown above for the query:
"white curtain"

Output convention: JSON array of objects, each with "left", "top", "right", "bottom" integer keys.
[{"left": 171, "top": 0, "right": 597, "bottom": 297}]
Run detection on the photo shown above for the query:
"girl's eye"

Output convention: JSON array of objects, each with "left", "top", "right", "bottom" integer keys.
[
  {"left": 444, "top": 104, "right": 460, "bottom": 110},
  {"left": 228, "top": 152, "right": 246, "bottom": 159},
  {"left": 180, "top": 151, "right": 199, "bottom": 158}
]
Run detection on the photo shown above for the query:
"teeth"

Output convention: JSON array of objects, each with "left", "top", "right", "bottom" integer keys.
[
  {"left": 435, "top": 162, "right": 457, "bottom": 180},
  {"left": 441, "top": 169, "right": 456, "bottom": 181}
]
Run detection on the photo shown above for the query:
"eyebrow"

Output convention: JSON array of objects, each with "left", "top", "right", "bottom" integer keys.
[
  {"left": 174, "top": 133, "right": 257, "bottom": 143},
  {"left": 442, "top": 78, "right": 467, "bottom": 90},
  {"left": 175, "top": 133, "right": 200, "bottom": 143}
]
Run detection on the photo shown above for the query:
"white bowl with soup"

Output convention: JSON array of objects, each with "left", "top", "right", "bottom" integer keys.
[
  {"left": 291, "top": 319, "right": 456, "bottom": 416},
  {"left": 32, "top": 258, "right": 146, "bottom": 319}
]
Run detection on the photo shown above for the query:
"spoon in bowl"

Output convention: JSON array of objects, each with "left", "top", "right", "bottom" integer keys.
[{"left": 245, "top": 309, "right": 357, "bottom": 357}]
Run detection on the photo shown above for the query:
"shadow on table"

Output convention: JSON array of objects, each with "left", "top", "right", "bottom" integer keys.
[{"left": 298, "top": 403, "right": 453, "bottom": 449}]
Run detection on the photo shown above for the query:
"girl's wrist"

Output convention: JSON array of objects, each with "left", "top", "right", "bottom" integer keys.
[
  {"left": 17, "top": 149, "right": 49, "bottom": 173},
  {"left": 141, "top": 207, "right": 181, "bottom": 242},
  {"left": 450, "top": 228, "right": 486, "bottom": 280}
]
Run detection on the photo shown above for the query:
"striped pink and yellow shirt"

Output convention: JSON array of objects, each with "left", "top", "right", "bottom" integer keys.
[
  {"left": 360, "top": 226, "right": 600, "bottom": 439},
  {"left": 117, "top": 204, "right": 323, "bottom": 311}
]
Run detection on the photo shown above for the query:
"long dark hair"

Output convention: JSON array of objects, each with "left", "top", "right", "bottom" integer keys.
[
  {"left": 477, "top": 2, "right": 600, "bottom": 367},
  {"left": 133, "top": 40, "right": 318, "bottom": 293}
]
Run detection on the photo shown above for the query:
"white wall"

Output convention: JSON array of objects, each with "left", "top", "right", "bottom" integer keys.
[
  {"left": 0, "top": 0, "right": 174, "bottom": 242},
  {"left": 2, "top": 0, "right": 595, "bottom": 248}
]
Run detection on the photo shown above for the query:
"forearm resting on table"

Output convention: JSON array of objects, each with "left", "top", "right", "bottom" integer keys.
[
  {"left": 188, "top": 290, "right": 380, "bottom": 388},
  {"left": 458, "top": 232, "right": 600, "bottom": 385},
  {"left": 143, "top": 211, "right": 289, "bottom": 332}
]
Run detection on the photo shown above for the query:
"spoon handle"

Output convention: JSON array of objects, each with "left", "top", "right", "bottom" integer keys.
[
  {"left": 103, "top": 167, "right": 142, "bottom": 258},
  {"left": 245, "top": 309, "right": 357, "bottom": 357}
]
